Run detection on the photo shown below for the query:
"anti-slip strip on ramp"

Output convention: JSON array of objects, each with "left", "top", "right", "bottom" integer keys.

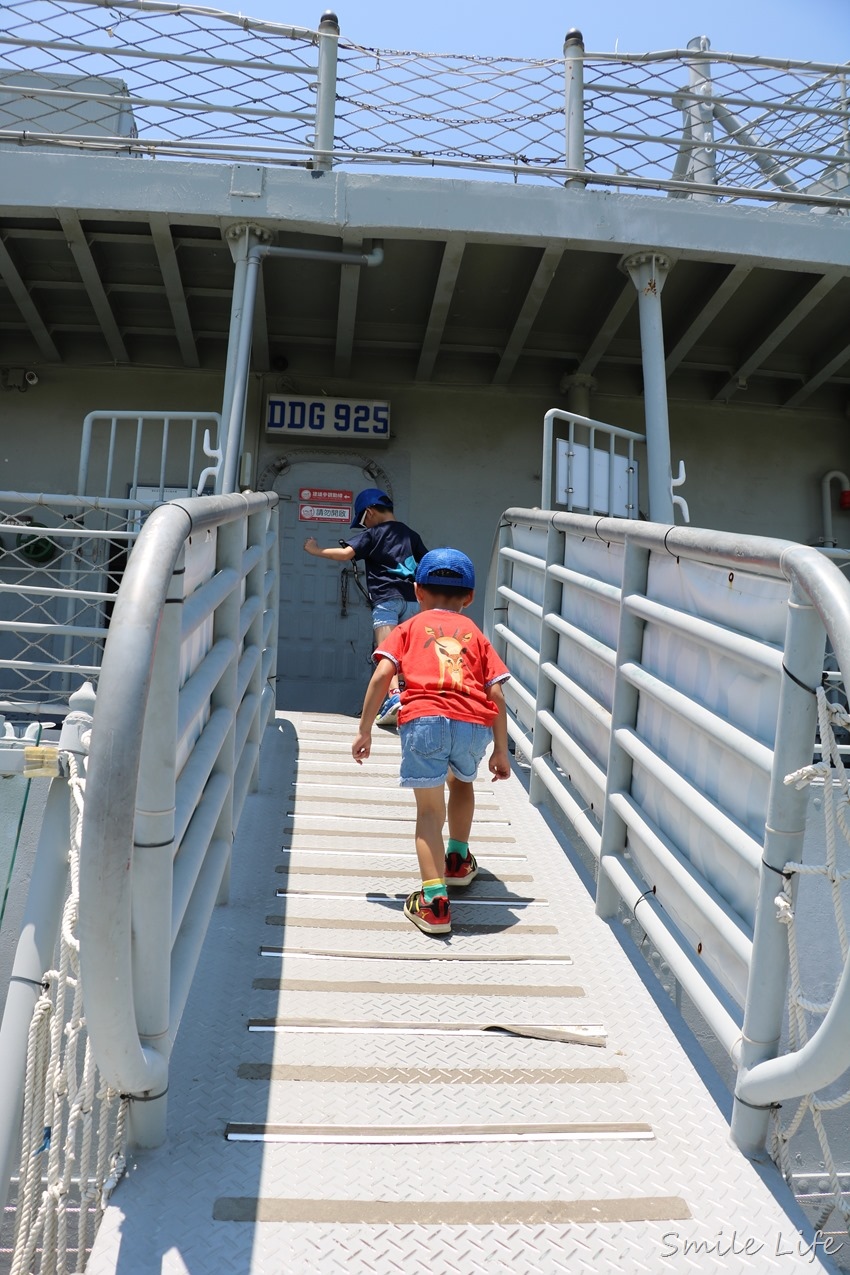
[
  {"left": 251, "top": 979, "right": 583, "bottom": 997},
  {"left": 211, "top": 1196, "right": 692, "bottom": 1224},
  {"left": 274, "top": 890, "right": 545, "bottom": 906},
  {"left": 246, "top": 1020, "right": 606, "bottom": 1046},
  {"left": 236, "top": 1064, "right": 628, "bottom": 1084},
  {"left": 224, "top": 1121, "right": 653, "bottom": 1144},
  {"left": 264, "top": 915, "right": 559, "bottom": 935},
  {"left": 259, "top": 947, "right": 573, "bottom": 963}
]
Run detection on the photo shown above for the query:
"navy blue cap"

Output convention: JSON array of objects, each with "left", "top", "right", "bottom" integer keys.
[
  {"left": 351, "top": 487, "right": 393, "bottom": 527},
  {"left": 415, "top": 547, "right": 475, "bottom": 590}
]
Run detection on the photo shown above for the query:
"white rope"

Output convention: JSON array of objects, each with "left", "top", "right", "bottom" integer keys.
[
  {"left": 10, "top": 753, "right": 129, "bottom": 1274},
  {"left": 772, "top": 684, "right": 850, "bottom": 1235}
]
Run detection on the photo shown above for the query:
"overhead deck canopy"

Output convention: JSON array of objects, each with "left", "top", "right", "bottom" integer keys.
[{"left": 0, "top": 0, "right": 848, "bottom": 415}]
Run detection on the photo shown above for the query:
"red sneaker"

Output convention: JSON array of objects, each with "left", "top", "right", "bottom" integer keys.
[
  {"left": 444, "top": 850, "right": 478, "bottom": 888},
  {"left": 404, "top": 889, "right": 451, "bottom": 935}
]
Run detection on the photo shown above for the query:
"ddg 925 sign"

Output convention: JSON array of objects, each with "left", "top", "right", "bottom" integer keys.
[{"left": 266, "top": 395, "right": 390, "bottom": 440}]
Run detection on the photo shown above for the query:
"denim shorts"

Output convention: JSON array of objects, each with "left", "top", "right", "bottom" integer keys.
[
  {"left": 398, "top": 716, "right": 492, "bottom": 788},
  {"left": 371, "top": 597, "right": 418, "bottom": 630}
]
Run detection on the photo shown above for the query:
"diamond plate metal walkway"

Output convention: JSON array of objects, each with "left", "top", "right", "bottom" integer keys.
[{"left": 84, "top": 712, "right": 839, "bottom": 1274}]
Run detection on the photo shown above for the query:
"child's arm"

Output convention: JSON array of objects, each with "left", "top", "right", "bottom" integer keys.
[
  {"left": 352, "top": 657, "right": 396, "bottom": 764},
  {"left": 486, "top": 681, "right": 511, "bottom": 781},
  {"left": 304, "top": 536, "right": 355, "bottom": 561}
]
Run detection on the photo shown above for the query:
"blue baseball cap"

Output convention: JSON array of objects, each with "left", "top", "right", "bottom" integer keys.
[
  {"left": 351, "top": 487, "right": 393, "bottom": 527},
  {"left": 415, "top": 547, "right": 475, "bottom": 590}
]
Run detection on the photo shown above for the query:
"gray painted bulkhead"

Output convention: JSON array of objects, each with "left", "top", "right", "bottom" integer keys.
[{"left": 2, "top": 149, "right": 850, "bottom": 647}]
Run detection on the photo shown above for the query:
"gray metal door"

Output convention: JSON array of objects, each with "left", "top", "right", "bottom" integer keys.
[{"left": 275, "top": 461, "right": 376, "bottom": 714}]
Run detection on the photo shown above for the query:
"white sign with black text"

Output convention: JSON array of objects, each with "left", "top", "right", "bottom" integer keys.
[{"left": 266, "top": 395, "right": 390, "bottom": 441}]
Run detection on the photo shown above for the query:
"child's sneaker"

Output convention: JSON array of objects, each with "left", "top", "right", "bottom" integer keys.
[
  {"left": 375, "top": 692, "right": 401, "bottom": 729},
  {"left": 444, "top": 850, "right": 478, "bottom": 887},
  {"left": 403, "top": 889, "right": 451, "bottom": 935}
]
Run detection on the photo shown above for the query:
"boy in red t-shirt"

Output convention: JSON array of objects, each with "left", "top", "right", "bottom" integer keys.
[{"left": 352, "top": 548, "right": 511, "bottom": 935}]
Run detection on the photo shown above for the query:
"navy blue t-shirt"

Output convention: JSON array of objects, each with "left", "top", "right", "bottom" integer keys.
[{"left": 346, "top": 520, "right": 428, "bottom": 604}]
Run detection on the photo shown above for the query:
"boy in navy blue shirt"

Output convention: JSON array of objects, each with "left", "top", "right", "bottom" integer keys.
[{"left": 304, "top": 488, "right": 427, "bottom": 724}]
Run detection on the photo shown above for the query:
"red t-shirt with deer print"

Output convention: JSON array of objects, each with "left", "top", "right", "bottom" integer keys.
[{"left": 374, "top": 609, "right": 510, "bottom": 727}]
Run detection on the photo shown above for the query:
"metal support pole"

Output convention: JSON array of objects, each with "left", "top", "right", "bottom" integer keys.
[
  {"left": 0, "top": 684, "right": 94, "bottom": 1214},
  {"left": 127, "top": 552, "right": 182, "bottom": 1148},
  {"left": 686, "top": 36, "right": 716, "bottom": 196},
  {"left": 313, "top": 10, "right": 339, "bottom": 174},
  {"left": 529, "top": 521, "right": 566, "bottom": 805},
  {"left": 220, "top": 226, "right": 272, "bottom": 496},
  {"left": 596, "top": 537, "right": 650, "bottom": 917},
  {"left": 623, "top": 252, "right": 674, "bottom": 524},
  {"left": 731, "top": 581, "right": 826, "bottom": 1158},
  {"left": 563, "top": 28, "right": 586, "bottom": 187}
]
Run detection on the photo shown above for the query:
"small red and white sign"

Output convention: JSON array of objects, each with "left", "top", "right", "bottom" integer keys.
[
  {"left": 299, "top": 487, "right": 352, "bottom": 502},
  {"left": 299, "top": 503, "right": 352, "bottom": 523}
]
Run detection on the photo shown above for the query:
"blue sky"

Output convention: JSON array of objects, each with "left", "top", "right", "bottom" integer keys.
[{"left": 247, "top": 0, "right": 847, "bottom": 64}]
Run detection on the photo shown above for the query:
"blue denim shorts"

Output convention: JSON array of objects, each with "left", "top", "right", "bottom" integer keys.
[
  {"left": 371, "top": 597, "right": 418, "bottom": 630},
  {"left": 398, "top": 716, "right": 492, "bottom": 788}
]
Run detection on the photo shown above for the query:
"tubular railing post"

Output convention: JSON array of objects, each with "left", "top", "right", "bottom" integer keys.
[
  {"left": 731, "top": 580, "right": 826, "bottom": 1158},
  {"left": 210, "top": 519, "right": 244, "bottom": 903},
  {"left": 529, "top": 520, "right": 566, "bottom": 805},
  {"left": 263, "top": 504, "right": 280, "bottom": 729},
  {"left": 563, "top": 28, "right": 586, "bottom": 187},
  {"left": 622, "top": 252, "right": 674, "bottom": 524},
  {"left": 0, "top": 685, "right": 95, "bottom": 1215},
  {"left": 127, "top": 553, "right": 182, "bottom": 1148},
  {"left": 313, "top": 9, "right": 339, "bottom": 174},
  {"left": 686, "top": 36, "right": 716, "bottom": 196},
  {"left": 491, "top": 521, "right": 514, "bottom": 671},
  {"left": 245, "top": 506, "right": 267, "bottom": 792},
  {"left": 596, "top": 537, "right": 650, "bottom": 917}
]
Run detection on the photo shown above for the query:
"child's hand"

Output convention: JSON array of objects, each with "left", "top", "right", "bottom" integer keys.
[
  {"left": 489, "top": 748, "right": 511, "bottom": 781},
  {"left": 352, "top": 729, "right": 372, "bottom": 764}
]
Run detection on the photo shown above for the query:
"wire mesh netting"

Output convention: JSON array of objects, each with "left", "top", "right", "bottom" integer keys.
[
  {"left": 0, "top": 0, "right": 847, "bottom": 204},
  {"left": 0, "top": 494, "right": 156, "bottom": 717},
  {"left": 0, "top": 0, "right": 322, "bottom": 162}
]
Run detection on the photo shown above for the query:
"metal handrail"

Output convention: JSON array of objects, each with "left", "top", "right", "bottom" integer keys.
[
  {"left": 487, "top": 505, "right": 850, "bottom": 1158},
  {"left": 78, "top": 489, "right": 278, "bottom": 1147}
]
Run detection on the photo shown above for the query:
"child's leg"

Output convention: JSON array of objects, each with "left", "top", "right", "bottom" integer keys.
[
  {"left": 404, "top": 784, "right": 451, "bottom": 935},
  {"left": 446, "top": 772, "right": 474, "bottom": 845},
  {"left": 412, "top": 785, "right": 447, "bottom": 883},
  {"left": 445, "top": 772, "right": 479, "bottom": 886}
]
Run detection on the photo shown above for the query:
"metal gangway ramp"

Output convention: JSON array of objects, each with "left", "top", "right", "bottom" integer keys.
[{"left": 83, "top": 711, "right": 830, "bottom": 1275}]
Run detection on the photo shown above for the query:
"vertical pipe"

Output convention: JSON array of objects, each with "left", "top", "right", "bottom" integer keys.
[
  {"left": 686, "top": 36, "right": 716, "bottom": 196},
  {"left": 314, "top": 10, "right": 339, "bottom": 174},
  {"left": 529, "top": 520, "right": 566, "bottom": 805},
  {"left": 731, "top": 581, "right": 826, "bottom": 1157},
  {"left": 220, "top": 240, "right": 265, "bottom": 496},
  {"left": 218, "top": 240, "right": 250, "bottom": 490},
  {"left": 596, "top": 536, "right": 650, "bottom": 918},
  {"left": 623, "top": 252, "right": 674, "bottom": 524},
  {"left": 541, "top": 409, "right": 558, "bottom": 508},
  {"left": 127, "top": 551, "right": 182, "bottom": 1148},
  {"left": 563, "top": 28, "right": 586, "bottom": 187}
]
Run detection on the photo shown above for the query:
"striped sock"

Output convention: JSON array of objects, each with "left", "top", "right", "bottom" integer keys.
[
  {"left": 422, "top": 878, "right": 448, "bottom": 903},
  {"left": 447, "top": 839, "right": 469, "bottom": 861}
]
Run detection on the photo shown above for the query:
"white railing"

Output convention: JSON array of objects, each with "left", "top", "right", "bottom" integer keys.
[
  {"left": 485, "top": 506, "right": 850, "bottom": 1171},
  {"left": 0, "top": 490, "right": 279, "bottom": 1246},
  {"left": 0, "top": 0, "right": 847, "bottom": 207}
]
